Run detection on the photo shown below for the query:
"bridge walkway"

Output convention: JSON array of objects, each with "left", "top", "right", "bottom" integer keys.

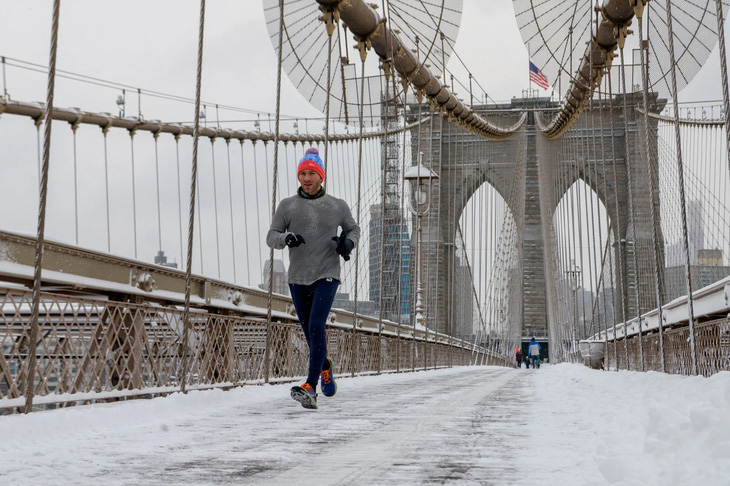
[{"left": 2, "top": 366, "right": 727, "bottom": 485}]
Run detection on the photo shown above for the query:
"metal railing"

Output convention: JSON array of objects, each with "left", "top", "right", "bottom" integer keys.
[{"left": 0, "top": 230, "right": 508, "bottom": 413}]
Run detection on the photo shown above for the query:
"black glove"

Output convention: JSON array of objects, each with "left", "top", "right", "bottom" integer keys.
[
  {"left": 332, "top": 230, "right": 354, "bottom": 261},
  {"left": 285, "top": 234, "right": 306, "bottom": 248}
]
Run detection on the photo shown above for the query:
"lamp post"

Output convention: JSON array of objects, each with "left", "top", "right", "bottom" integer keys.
[
  {"left": 404, "top": 152, "right": 439, "bottom": 370},
  {"left": 116, "top": 91, "right": 126, "bottom": 117},
  {"left": 565, "top": 261, "right": 582, "bottom": 360}
]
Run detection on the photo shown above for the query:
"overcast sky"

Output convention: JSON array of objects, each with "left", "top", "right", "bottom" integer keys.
[
  {"left": 0, "top": 1, "right": 725, "bottom": 126},
  {"left": 0, "top": 0, "right": 532, "bottom": 121},
  {"left": 0, "top": 0, "right": 727, "bottom": 286}
]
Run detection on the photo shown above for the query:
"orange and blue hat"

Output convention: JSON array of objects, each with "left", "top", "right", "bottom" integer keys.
[{"left": 297, "top": 147, "right": 325, "bottom": 181}]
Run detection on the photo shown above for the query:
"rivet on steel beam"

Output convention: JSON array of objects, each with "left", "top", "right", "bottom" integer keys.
[{"left": 231, "top": 291, "right": 243, "bottom": 306}]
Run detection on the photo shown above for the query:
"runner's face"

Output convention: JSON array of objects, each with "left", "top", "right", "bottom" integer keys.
[{"left": 298, "top": 170, "right": 322, "bottom": 195}]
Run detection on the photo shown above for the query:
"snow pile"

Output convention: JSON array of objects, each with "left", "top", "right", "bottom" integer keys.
[{"left": 520, "top": 364, "right": 730, "bottom": 485}]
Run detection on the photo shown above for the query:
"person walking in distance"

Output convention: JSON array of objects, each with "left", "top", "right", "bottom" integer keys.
[
  {"left": 266, "top": 147, "right": 360, "bottom": 409},
  {"left": 515, "top": 347, "right": 523, "bottom": 368},
  {"left": 527, "top": 337, "right": 541, "bottom": 369}
]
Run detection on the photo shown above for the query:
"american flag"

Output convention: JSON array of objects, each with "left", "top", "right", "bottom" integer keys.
[{"left": 529, "top": 61, "right": 549, "bottom": 90}]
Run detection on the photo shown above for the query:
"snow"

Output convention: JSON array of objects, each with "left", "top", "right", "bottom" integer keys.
[{"left": 1, "top": 364, "right": 728, "bottom": 485}]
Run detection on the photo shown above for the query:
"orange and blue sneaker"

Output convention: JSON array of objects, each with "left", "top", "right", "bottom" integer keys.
[
  {"left": 291, "top": 382, "right": 317, "bottom": 409},
  {"left": 320, "top": 358, "right": 337, "bottom": 397}
]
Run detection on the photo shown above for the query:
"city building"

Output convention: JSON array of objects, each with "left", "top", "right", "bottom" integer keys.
[
  {"left": 260, "top": 259, "right": 288, "bottom": 296},
  {"left": 154, "top": 250, "right": 178, "bottom": 269},
  {"left": 369, "top": 203, "right": 411, "bottom": 324},
  {"left": 664, "top": 249, "right": 730, "bottom": 301}
]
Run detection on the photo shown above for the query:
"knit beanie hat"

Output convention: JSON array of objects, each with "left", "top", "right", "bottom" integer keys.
[{"left": 297, "top": 147, "right": 325, "bottom": 181}]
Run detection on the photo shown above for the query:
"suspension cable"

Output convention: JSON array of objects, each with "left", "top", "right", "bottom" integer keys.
[
  {"left": 71, "top": 121, "right": 79, "bottom": 245},
  {"left": 180, "top": 0, "right": 206, "bottom": 395},
  {"left": 103, "top": 121, "right": 113, "bottom": 253},
  {"left": 129, "top": 131, "right": 138, "bottom": 259},
  {"left": 619, "top": 45, "right": 643, "bottom": 371},
  {"left": 239, "top": 140, "right": 251, "bottom": 285},
  {"left": 210, "top": 138, "right": 222, "bottom": 278},
  {"left": 597, "top": 85, "right": 618, "bottom": 371},
  {"left": 664, "top": 0, "right": 698, "bottom": 375},
  {"left": 23, "top": 0, "right": 60, "bottom": 414},
  {"left": 638, "top": 6, "right": 665, "bottom": 372},
  {"left": 154, "top": 129, "right": 163, "bottom": 254},
  {"left": 607, "top": 74, "right": 627, "bottom": 370},
  {"left": 175, "top": 133, "right": 184, "bottom": 268},
  {"left": 714, "top": 0, "right": 730, "bottom": 173},
  {"left": 264, "top": 0, "right": 285, "bottom": 384},
  {"left": 351, "top": 48, "right": 367, "bottom": 376},
  {"left": 225, "top": 139, "right": 237, "bottom": 283}
]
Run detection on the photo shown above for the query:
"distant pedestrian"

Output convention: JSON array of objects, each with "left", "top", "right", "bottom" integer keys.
[
  {"left": 515, "top": 347, "right": 523, "bottom": 368},
  {"left": 266, "top": 147, "right": 360, "bottom": 409},
  {"left": 528, "top": 337, "right": 541, "bottom": 368}
]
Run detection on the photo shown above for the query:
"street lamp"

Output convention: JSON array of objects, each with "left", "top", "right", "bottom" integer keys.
[
  {"left": 565, "top": 261, "right": 582, "bottom": 358},
  {"left": 116, "top": 91, "right": 126, "bottom": 117},
  {"left": 404, "top": 152, "right": 439, "bottom": 364}
]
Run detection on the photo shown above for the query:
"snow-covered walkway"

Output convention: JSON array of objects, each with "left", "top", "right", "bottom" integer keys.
[{"left": 2, "top": 364, "right": 729, "bottom": 485}]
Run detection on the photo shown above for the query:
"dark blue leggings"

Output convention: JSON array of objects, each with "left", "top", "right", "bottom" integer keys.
[{"left": 289, "top": 278, "right": 340, "bottom": 389}]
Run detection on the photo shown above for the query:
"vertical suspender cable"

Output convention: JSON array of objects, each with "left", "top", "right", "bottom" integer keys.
[
  {"left": 585, "top": 1, "right": 597, "bottom": 340},
  {"left": 598, "top": 86, "right": 618, "bottom": 371},
  {"left": 252, "top": 143, "right": 263, "bottom": 278},
  {"left": 619, "top": 46, "right": 642, "bottom": 370},
  {"left": 210, "top": 139, "right": 222, "bottom": 277},
  {"left": 130, "top": 131, "right": 138, "bottom": 259},
  {"left": 437, "top": 32, "right": 448, "bottom": 365},
  {"left": 36, "top": 119, "right": 42, "bottom": 186},
  {"left": 181, "top": 0, "right": 206, "bottom": 395},
  {"left": 584, "top": 115, "right": 599, "bottom": 339},
  {"left": 264, "top": 0, "right": 284, "bottom": 383},
  {"left": 226, "top": 139, "right": 237, "bottom": 283},
  {"left": 715, "top": 0, "right": 730, "bottom": 172},
  {"left": 664, "top": 0, "right": 698, "bottom": 374},
  {"left": 638, "top": 8, "right": 665, "bottom": 372},
  {"left": 323, "top": 10, "right": 334, "bottom": 176},
  {"left": 425, "top": 110, "right": 434, "bottom": 369},
  {"left": 23, "top": 0, "right": 60, "bottom": 414},
  {"left": 396, "top": 82, "right": 409, "bottom": 373},
  {"left": 375, "top": 0, "right": 394, "bottom": 372},
  {"left": 351, "top": 53, "right": 367, "bottom": 377},
  {"left": 154, "top": 130, "right": 163, "bottom": 253},
  {"left": 240, "top": 141, "right": 251, "bottom": 285},
  {"left": 103, "top": 122, "right": 112, "bottom": 253},
  {"left": 1, "top": 55, "right": 7, "bottom": 99},
  {"left": 588, "top": 88, "right": 607, "bottom": 341},
  {"left": 264, "top": 0, "right": 285, "bottom": 384},
  {"left": 175, "top": 134, "right": 184, "bottom": 269},
  {"left": 196, "top": 167, "right": 204, "bottom": 274},
  {"left": 72, "top": 124, "right": 79, "bottom": 245},
  {"left": 607, "top": 74, "right": 627, "bottom": 370}
]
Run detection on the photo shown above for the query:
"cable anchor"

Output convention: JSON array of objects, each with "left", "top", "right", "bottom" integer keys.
[
  {"left": 353, "top": 34, "right": 371, "bottom": 63},
  {"left": 318, "top": 6, "right": 338, "bottom": 37}
]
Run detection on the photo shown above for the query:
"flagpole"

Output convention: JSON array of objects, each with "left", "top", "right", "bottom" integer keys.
[{"left": 528, "top": 43, "right": 532, "bottom": 94}]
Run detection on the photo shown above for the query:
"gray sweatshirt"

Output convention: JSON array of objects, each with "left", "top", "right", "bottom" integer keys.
[{"left": 266, "top": 189, "right": 361, "bottom": 286}]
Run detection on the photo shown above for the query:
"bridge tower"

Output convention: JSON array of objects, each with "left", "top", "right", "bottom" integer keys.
[{"left": 408, "top": 93, "right": 665, "bottom": 339}]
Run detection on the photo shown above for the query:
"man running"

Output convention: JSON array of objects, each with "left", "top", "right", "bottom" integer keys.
[{"left": 266, "top": 147, "right": 360, "bottom": 409}]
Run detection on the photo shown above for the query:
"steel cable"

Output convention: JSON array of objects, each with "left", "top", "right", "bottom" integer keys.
[
  {"left": 23, "top": 0, "right": 60, "bottom": 414},
  {"left": 181, "top": 0, "right": 206, "bottom": 394}
]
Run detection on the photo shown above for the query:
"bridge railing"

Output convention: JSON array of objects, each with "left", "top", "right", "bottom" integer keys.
[
  {"left": 0, "top": 230, "right": 508, "bottom": 414},
  {"left": 604, "top": 317, "right": 730, "bottom": 376},
  {"left": 587, "top": 276, "right": 730, "bottom": 375}
]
